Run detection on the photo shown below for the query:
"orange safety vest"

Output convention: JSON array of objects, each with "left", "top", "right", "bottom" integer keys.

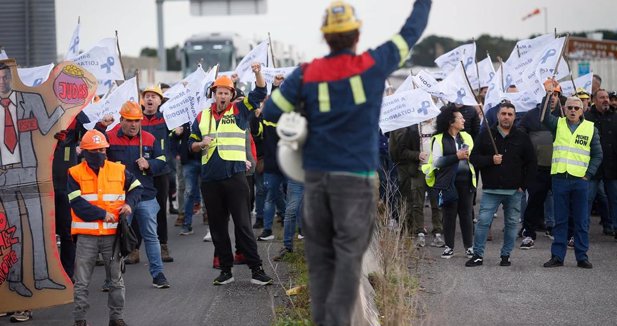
[{"left": 68, "top": 161, "right": 126, "bottom": 236}]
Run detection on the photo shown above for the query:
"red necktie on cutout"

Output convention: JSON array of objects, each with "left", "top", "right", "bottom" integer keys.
[{"left": 1, "top": 98, "right": 17, "bottom": 154}]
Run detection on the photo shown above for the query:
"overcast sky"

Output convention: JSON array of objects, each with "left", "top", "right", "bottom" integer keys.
[{"left": 55, "top": 0, "right": 616, "bottom": 62}]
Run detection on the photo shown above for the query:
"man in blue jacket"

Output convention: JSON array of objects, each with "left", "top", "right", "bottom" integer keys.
[{"left": 262, "top": 1, "right": 431, "bottom": 324}]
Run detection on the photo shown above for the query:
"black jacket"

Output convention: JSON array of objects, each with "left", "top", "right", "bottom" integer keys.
[
  {"left": 585, "top": 105, "right": 617, "bottom": 180},
  {"left": 470, "top": 126, "right": 537, "bottom": 190},
  {"left": 389, "top": 125, "right": 422, "bottom": 177}
]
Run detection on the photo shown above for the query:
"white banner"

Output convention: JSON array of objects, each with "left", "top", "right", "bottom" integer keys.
[
  {"left": 395, "top": 73, "right": 415, "bottom": 94},
  {"left": 505, "top": 34, "right": 554, "bottom": 64},
  {"left": 235, "top": 40, "right": 269, "bottom": 83},
  {"left": 411, "top": 70, "right": 442, "bottom": 97},
  {"left": 534, "top": 37, "right": 568, "bottom": 82},
  {"left": 436, "top": 62, "right": 478, "bottom": 106},
  {"left": 17, "top": 63, "right": 54, "bottom": 87},
  {"left": 435, "top": 43, "right": 476, "bottom": 76},
  {"left": 501, "top": 90, "right": 540, "bottom": 113},
  {"left": 0, "top": 49, "right": 7, "bottom": 60},
  {"left": 559, "top": 72, "right": 593, "bottom": 97},
  {"left": 379, "top": 89, "right": 441, "bottom": 133},
  {"left": 65, "top": 22, "right": 80, "bottom": 60},
  {"left": 263, "top": 66, "right": 296, "bottom": 93},
  {"left": 71, "top": 38, "right": 124, "bottom": 95},
  {"left": 161, "top": 66, "right": 209, "bottom": 130},
  {"left": 83, "top": 77, "right": 138, "bottom": 131}
]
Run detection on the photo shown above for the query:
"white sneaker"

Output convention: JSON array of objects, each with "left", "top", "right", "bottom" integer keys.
[
  {"left": 430, "top": 233, "right": 445, "bottom": 247},
  {"left": 441, "top": 246, "right": 454, "bottom": 259},
  {"left": 203, "top": 231, "right": 212, "bottom": 242},
  {"left": 465, "top": 247, "right": 474, "bottom": 258},
  {"left": 297, "top": 233, "right": 304, "bottom": 240},
  {"left": 416, "top": 233, "right": 426, "bottom": 247}
]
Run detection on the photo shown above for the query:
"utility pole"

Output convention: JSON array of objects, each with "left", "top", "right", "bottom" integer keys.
[{"left": 156, "top": 0, "right": 167, "bottom": 71}]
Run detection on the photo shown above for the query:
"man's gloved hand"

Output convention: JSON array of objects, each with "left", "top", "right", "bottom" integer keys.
[{"left": 54, "top": 130, "right": 69, "bottom": 141}]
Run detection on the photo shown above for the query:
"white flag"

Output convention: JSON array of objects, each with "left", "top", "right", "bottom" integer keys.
[
  {"left": 234, "top": 40, "right": 269, "bottom": 83},
  {"left": 559, "top": 72, "right": 594, "bottom": 97},
  {"left": 435, "top": 43, "right": 476, "bottom": 76},
  {"left": 505, "top": 34, "right": 554, "bottom": 65},
  {"left": 72, "top": 38, "right": 124, "bottom": 95},
  {"left": 436, "top": 62, "right": 478, "bottom": 106},
  {"left": 379, "top": 89, "right": 441, "bottom": 133},
  {"left": 483, "top": 78, "right": 502, "bottom": 112},
  {"left": 477, "top": 55, "right": 496, "bottom": 88},
  {"left": 263, "top": 66, "right": 296, "bottom": 93},
  {"left": 0, "top": 49, "right": 7, "bottom": 60},
  {"left": 395, "top": 73, "right": 415, "bottom": 94},
  {"left": 534, "top": 37, "right": 568, "bottom": 82},
  {"left": 17, "top": 63, "right": 54, "bottom": 87},
  {"left": 65, "top": 22, "right": 81, "bottom": 60},
  {"left": 196, "top": 65, "right": 219, "bottom": 110},
  {"left": 411, "top": 70, "right": 441, "bottom": 97},
  {"left": 161, "top": 66, "right": 208, "bottom": 130},
  {"left": 83, "top": 77, "right": 138, "bottom": 131}
]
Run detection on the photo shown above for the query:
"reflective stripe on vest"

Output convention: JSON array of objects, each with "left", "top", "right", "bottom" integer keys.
[
  {"left": 550, "top": 118, "right": 594, "bottom": 177},
  {"left": 68, "top": 161, "right": 127, "bottom": 236},
  {"left": 421, "top": 131, "right": 477, "bottom": 188},
  {"left": 198, "top": 107, "right": 247, "bottom": 165}
]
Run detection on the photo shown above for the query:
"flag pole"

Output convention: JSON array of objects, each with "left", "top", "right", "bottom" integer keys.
[
  {"left": 497, "top": 56, "right": 505, "bottom": 92},
  {"left": 115, "top": 30, "right": 126, "bottom": 80},
  {"left": 268, "top": 32, "right": 277, "bottom": 69},
  {"left": 135, "top": 68, "right": 143, "bottom": 158},
  {"left": 460, "top": 61, "right": 498, "bottom": 154}
]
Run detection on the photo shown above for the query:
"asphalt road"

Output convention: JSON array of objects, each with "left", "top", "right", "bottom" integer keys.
[
  {"left": 0, "top": 213, "right": 290, "bottom": 326},
  {"left": 414, "top": 203, "right": 617, "bottom": 326}
]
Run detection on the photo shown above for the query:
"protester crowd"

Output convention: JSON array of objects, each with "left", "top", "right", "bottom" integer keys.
[{"left": 3, "top": 0, "right": 617, "bottom": 324}]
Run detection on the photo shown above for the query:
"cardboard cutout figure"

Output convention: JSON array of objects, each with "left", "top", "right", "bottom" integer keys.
[{"left": 0, "top": 59, "right": 97, "bottom": 312}]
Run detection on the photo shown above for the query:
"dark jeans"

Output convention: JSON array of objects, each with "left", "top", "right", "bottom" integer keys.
[
  {"left": 154, "top": 174, "right": 170, "bottom": 244},
  {"left": 522, "top": 168, "right": 551, "bottom": 240},
  {"left": 303, "top": 171, "right": 375, "bottom": 326},
  {"left": 442, "top": 178, "right": 474, "bottom": 249},
  {"left": 55, "top": 188, "right": 75, "bottom": 279},
  {"left": 551, "top": 176, "right": 589, "bottom": 262},
  {"left": 201, "top": 173, "right": 262, "bottom": 270}
]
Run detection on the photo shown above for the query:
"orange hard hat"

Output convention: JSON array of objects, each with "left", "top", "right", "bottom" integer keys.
[
  {"left": 80, "top": 129, "right": 109, "bottom": 150},
  {"left": 210, "top": 76, "right": 235, "bottom": 93},
  {"left": 119, "top": 101, "right": 143, "bottom": 120},
  {"left": 142, "top": 85, "right": 164, "bottom": 99}
]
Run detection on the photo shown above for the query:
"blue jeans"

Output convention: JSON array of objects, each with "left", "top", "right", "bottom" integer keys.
[
  {"left": 128, "top": 198, "right": 163, "bottom": 278},
  {"left": 283, "top": 180, "right": 304, "bottom": 250},
  {"left": 551, "top": 176, "right": 589, "bottom": 262},
  {"left": 182, "top": 160, "right": 202, "bottom": 229},
  {"left": 605, "top": 180, "right": 617, "bottom": 231},
  {"left": 544, "top": 190, "right": 554, "bottom": 228},
  {"left": 254, "top": 171, "right": 265, "bottom": 219},
  {"left": 263, "top": 172, "right": 287, "bottom": 231},
  {"left": 473, "top": 191, "right": 522, "bottom": 258}
]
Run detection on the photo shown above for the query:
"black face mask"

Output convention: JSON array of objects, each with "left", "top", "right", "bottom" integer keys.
[{"left": 84, "top": 151, "right": 106, "bottom": 170}]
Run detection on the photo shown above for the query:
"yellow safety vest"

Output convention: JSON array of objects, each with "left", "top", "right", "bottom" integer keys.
[
  {"left": 421, "top": 131, "right": 476, "bottom": 188},
  {"left": 551, "top": 118, "right": 594, "bottom": 177},
  {"left": 198, "top": 106, "right": 247, "bottom": 165},
  {"left": 68, "top": 161, "right": 126, "bottom": 236}
]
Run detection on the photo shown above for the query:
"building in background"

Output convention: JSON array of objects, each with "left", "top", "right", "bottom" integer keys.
[{"left": 0, "top": 0, "right": 57, "bottom": 67}]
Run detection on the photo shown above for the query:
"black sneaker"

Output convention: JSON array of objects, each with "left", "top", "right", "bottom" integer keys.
[
  {"left": 258, "top": 229, "right": 274, "bottom": 241},
  {"left": 252, "top": 219, "right": 263, "bottom": 229},
  {"left": 273, "top": 247, "right": 293, "bottom": 262},
  {"left": 152, "top": 272, "right": 170, "bottom": 289},
  {"left": 251, "top": 267, "right": 273, "bottom": 285},
  {"left": 520, "top": 237, "right": 535, "bottom": 250},
  {"left": 465, "top": 254, "right": 483, "bottom": 267},
  {"left": 577, "top": 260, "right": 593, "bottom": 269},
  {"left": 567, "top": 237, "right": 575, "bottom": 249},
  {"left": 543, "top": 256, "right": 563, "bottom": 268},
  {"left": 500, "top": 255, "right": 511, "bottom": 266},
  {"left": 213, "top": 271, "right": 234, "bottom": 285}
]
